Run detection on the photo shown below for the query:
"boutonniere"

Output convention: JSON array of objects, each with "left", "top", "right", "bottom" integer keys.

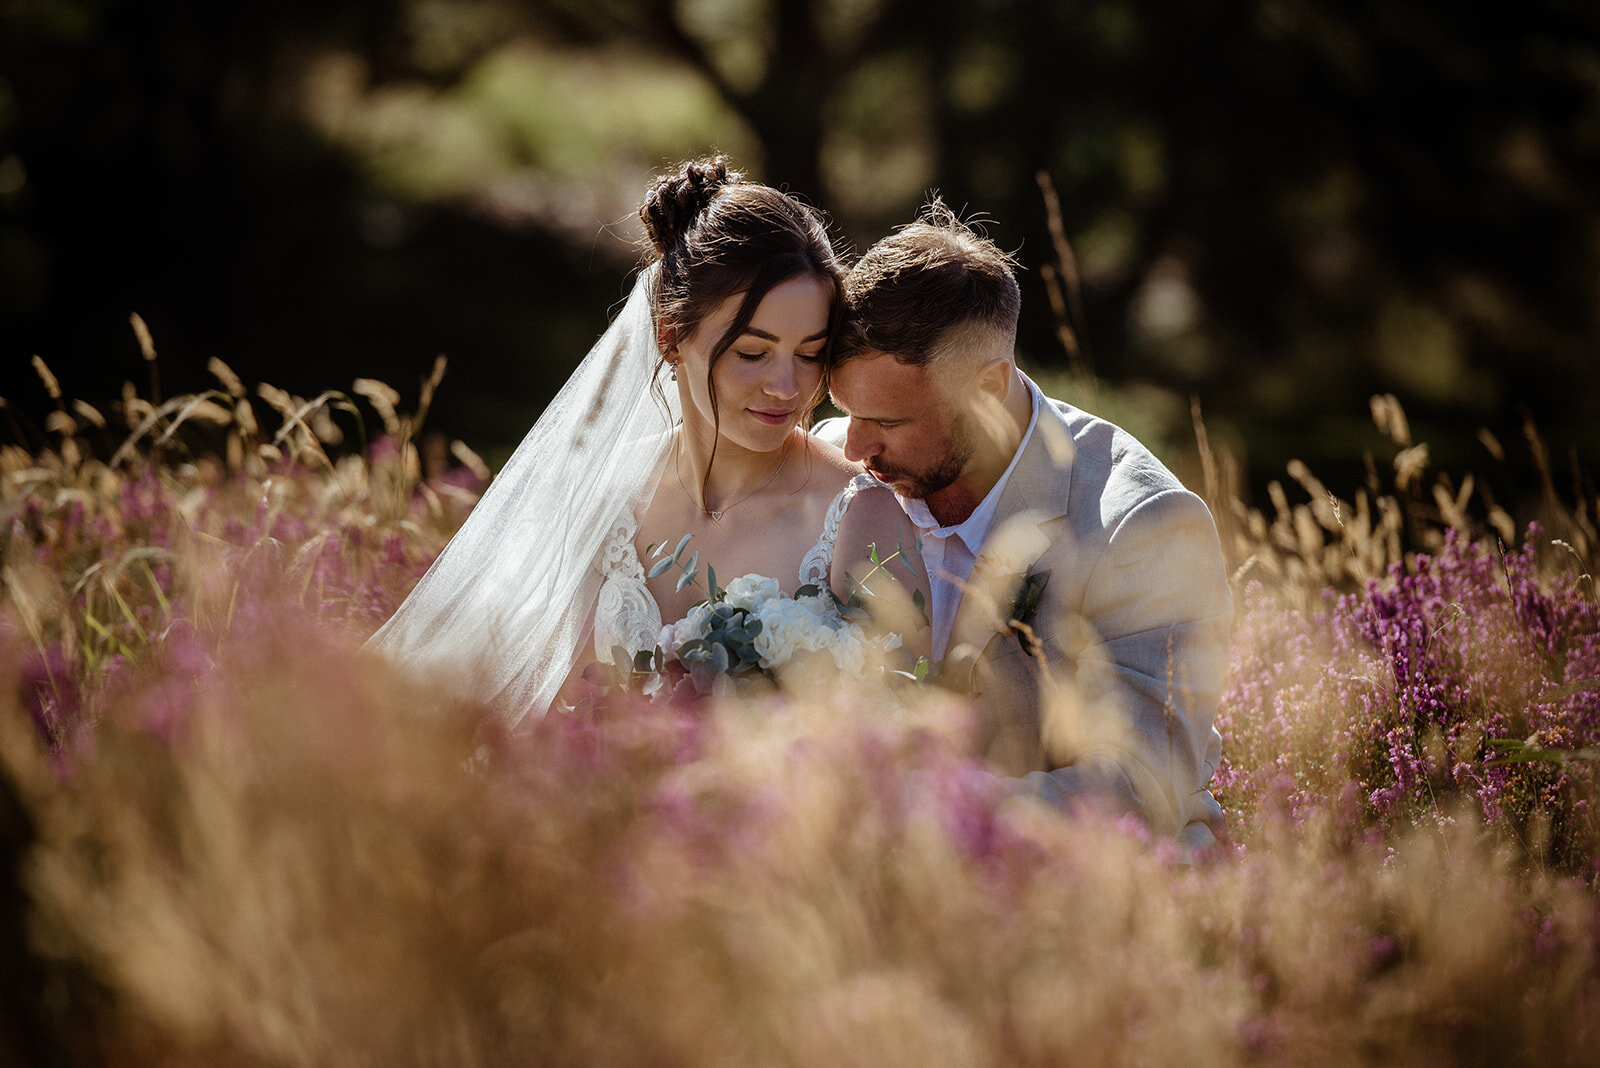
[{"left": 1007, "top": 568, "right": 1051, "bottom": 657}]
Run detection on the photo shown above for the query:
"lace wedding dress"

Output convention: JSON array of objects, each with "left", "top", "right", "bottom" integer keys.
[
  {"left": 370, "top": 266, "right": 888, "bottom": 724},
  {"left": 592, "top": 472, "right": 879, "bottom": 660}
]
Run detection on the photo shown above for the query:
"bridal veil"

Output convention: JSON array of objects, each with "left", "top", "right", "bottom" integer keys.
[{"left": 367, "top": 266, "right": 678, "bottom": 723}]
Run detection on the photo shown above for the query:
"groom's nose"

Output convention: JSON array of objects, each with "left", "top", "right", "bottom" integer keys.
[{"left": 843, "top": 420, "right": 874, "bottom": 463}]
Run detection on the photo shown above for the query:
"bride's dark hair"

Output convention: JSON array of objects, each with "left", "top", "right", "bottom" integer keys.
[{"left": 639, "top": 155, "right": 842, "bottom": 430}]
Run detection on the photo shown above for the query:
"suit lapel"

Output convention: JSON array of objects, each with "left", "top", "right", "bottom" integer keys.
[{"left": 944, "top": 397, "right": 1077, "bottom": 665}]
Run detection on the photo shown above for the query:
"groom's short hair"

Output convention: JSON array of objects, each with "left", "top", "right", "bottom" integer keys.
[{"left": 838, "top": 200, "right": 1021, "bottom": 369}]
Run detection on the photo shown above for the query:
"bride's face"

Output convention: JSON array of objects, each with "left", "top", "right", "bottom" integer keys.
[{"left": 674, "top": 273, "right": 832, "bottom": 453}]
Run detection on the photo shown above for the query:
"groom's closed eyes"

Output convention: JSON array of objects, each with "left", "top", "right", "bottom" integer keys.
[{"left": 829, "top": 398, "right": 911, "bottom": 429}]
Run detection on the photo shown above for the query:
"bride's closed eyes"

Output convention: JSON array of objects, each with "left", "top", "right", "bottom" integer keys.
[{"left": 734, "top": 342, "right": 826, "bottom": 362}]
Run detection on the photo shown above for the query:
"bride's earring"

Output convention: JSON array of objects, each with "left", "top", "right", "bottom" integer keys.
[{"left": 667, "top": 360, "right": 677, "bottom": 382}]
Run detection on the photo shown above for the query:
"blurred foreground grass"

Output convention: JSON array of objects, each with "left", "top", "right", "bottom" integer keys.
[{"left": 2, "top": 345, "right": 1598, "bottom": 1064}]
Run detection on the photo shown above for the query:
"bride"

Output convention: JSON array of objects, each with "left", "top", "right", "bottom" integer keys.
[{"left": 368, "top": 157, "right": 929, "bottom": 723}]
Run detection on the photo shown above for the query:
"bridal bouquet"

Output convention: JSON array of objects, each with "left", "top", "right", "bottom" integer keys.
[
  {"left": 617, "top": 537, "right": 911, "bottom": 698},
  {"left": 658, "top": 573, "right": 901, "bottom": 692}
]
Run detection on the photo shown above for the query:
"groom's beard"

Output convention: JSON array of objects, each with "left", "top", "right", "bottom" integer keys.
[{"left": 867, "top": 413, "right": 976, "bottom": 502}]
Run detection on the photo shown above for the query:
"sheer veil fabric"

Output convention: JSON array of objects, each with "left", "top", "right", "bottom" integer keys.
[{"left": 367, "top": 266, "right": 678, "bottom": 725}]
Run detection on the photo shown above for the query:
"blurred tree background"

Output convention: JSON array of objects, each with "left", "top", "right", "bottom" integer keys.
[{"left": 2, "top": 0, "right": 1597, "bottom": 497}]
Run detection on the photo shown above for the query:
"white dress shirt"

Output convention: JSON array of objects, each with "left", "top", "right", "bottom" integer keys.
[{"left": 898, "top": 374, "right": 1042, "bottom": 661}]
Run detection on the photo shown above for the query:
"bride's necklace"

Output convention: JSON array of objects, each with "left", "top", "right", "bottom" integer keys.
[{"left": 674, "top": 435, "right": 793, "bottom": 522}]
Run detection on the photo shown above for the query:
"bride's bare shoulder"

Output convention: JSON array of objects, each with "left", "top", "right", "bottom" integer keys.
[
  {"left": 803, "top": 434, "right": 861, "bottom": 485},
  {"left": 799, "top": 438, "right": 909, "bottom": 536}
]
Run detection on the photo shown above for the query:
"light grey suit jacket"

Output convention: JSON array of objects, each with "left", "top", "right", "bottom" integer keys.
[{"left": 816, "top": 394, "right": 1232, "bottom": 841}]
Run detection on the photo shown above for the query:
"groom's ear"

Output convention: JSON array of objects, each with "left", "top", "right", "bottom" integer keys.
[{"left": 975, "top": 357, "right": 1012, "bottom": 402}]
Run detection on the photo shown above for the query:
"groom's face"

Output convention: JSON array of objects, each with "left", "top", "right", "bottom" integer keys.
[{"left": 829, "top": 353, "right": 975, "bottom": 502}]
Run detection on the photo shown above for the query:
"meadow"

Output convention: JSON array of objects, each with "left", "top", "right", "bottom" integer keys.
[{"left": 2, "top": 344, "right": 1597, "bottom": 1065}]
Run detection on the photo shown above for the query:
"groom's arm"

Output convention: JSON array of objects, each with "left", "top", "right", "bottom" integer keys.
[{"left": 983, "top": 488, "right": 1233, "bottom": 840}]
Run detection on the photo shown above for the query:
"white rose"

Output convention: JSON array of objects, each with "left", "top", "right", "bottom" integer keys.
[
  {"left": 826, "top": 621, "right": 869, "bottom": 674},
  {"left": 749, "top": 596, "right": 841, "bottom": 669},
  {"left": 662, "top": 603, "right": 714, "bottom": 657},
  {"left": 750, "top": 597, "right": 803, "bottom": 668},
  {"left": 722, "top": 574, "right": 782, "bottom": 612},
  {"left": 794, "top": 589, "right": 834, "bottom": 615}
]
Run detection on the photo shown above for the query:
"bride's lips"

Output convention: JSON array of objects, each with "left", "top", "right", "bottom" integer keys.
[{"left": 748, "top": 408, "right": 796, "bottom": 426}]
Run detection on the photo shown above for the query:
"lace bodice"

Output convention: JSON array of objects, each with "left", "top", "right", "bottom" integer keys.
[{"left": 593, "top": 473, "right": 878, "bottom": 661}]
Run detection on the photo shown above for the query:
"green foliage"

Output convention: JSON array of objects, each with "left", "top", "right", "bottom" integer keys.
[{"left": 5, "top": 0, "right": 1599, "bottom": 492}]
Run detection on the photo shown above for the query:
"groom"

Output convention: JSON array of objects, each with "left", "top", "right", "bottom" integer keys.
[{"left": 817, "top": 205, "right": 1233, "bottom": 845}]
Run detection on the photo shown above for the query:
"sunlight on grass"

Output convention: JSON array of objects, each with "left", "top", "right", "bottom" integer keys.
[{"left": 3, "top": 334, "right": 1598, "bottom": 1062}]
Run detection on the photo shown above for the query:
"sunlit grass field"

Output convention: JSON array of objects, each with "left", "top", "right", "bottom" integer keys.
[{"left": 3, "top": 345, "right": 1598, "bottom": 1064}]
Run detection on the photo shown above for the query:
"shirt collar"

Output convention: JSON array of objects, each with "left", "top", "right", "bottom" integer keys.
[{"left": 899, "top": 372, "right": 1043, "bottom": 551}]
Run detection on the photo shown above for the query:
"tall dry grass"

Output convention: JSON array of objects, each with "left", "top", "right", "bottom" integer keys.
[{"left": 3, "top": 335, "right": 1598, "bottom": 1064}]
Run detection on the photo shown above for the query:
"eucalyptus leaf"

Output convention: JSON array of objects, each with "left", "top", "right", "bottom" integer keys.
[
  {"left": 674, "top": 533, "right": 693, "bottom": 559},
  {"left": 711, "top": 643, "right": 730, "bottom": 673},
  {"left": 795, "top": 584, "right": 820, "bottom": 599},
  {"left": 689, "top": 662, "right": 716, "bottom": 693},
  {"left": 897, "top": 532, "right": 917, "bottom": 575},
  {"left": 706, "top": 564, "right": 718, "bottom": 598},
  {"left": 675, "top": 549, "right": 700, "bottom": 591},
  {"left": 647, "top": 556, "right": 675, "bottom": 579}
]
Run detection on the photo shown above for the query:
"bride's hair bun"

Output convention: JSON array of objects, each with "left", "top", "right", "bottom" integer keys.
[
  {"left": 640, "top": 155, "right": 744, "bottom": 255},
  {"left": 637, "top": 154, "right": 839, "bottom": 405}
]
